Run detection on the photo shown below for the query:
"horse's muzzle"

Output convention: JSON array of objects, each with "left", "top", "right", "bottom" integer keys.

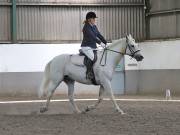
[{"left": 134, "top": 54, "right": 144, "bottom": 61}]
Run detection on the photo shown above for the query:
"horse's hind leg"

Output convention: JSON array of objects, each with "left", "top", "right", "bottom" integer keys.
[
  {"left": 40, "top": 81, "right": 59, "bottom": 113},
  {"left": 83, "top": 85, "right": 104, "bottom": 113},
  {"left": 64, "top": 79, "right": 81, "bottom": 113}
]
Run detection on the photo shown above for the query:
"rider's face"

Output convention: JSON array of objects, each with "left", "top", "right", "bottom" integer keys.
[{"left": 90, "top": 18, "right": 95, "bottom": 25}]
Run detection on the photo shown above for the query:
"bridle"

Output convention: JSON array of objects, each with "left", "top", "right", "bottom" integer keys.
[{"left": 100, "top": 40, "right": 140, "bottom": 66}]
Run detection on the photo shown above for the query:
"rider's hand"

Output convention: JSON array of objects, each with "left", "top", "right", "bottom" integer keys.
[{"left": 100, "top": 42, "right": 106, "bottom": 48}]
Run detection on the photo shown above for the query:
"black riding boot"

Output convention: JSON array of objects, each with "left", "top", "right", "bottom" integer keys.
[
  {"left": 85, "top": 58, "right": 94, "bottom": 80},
  {"left": 84, "top": 50, "right": 97, "bottom": 81}
]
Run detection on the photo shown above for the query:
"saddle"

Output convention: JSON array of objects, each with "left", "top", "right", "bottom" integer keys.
[{"left": 70, "top": 50, "right": 97, "bottom": 85}]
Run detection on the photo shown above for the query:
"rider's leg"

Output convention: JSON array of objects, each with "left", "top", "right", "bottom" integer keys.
[
  {"left": 81, "top": 47, "right": 94, "bottom": 61},
  {"left": 81, "top": 47, "right": 95, "bottom": 79},
  {"left": 87, "top": 50, "right": 97, "bottom": 79},
  {"left": 85, "top": 58, "right": 94, "bottom": 79}
]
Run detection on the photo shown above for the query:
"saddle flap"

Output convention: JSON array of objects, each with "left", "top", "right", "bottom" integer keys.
[{"left": 71, "top": 55, "right": 85, "bottom": 66}]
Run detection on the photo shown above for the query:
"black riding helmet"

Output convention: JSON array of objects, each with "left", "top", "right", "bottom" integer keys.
[{"left": 86, "top": 12, "right": 97, "bottom": 20}]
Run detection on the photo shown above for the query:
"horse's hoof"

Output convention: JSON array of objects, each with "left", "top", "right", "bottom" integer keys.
[
  {"left": 120, "top": 112, "right": 126, "bottom": 115},
  {"left": 72, "top": 110, "right": 82, "bottom": 114},
  {"left": 81, "top": 111, "right": 86, "bottom": 114},
  {"left": 81, "top": 107, "right": 90, "bottom": 114},
  {"left": 76, "top": 111, "right": 82, "bottom": 114},
  {"left": 115, "top": 109, "right": 125, "bottom": 115},
  {"left": 85, "top": 106, "right": 90, "bottom": 112},
  {"left": 40, "top": 107, "right": 48, "bottom": 113}
]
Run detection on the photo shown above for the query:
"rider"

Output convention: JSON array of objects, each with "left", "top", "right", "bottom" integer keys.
[{"left": 81, "top": 11, "right": 107, "bottom": 80}]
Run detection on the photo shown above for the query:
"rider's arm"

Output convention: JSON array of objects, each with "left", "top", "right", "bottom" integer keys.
[
  {"left": 84, "top": 25, "right": 101, "bottom": 44},
  {"left": 94, "top": 25, "right": 107, "bottom": 45}
]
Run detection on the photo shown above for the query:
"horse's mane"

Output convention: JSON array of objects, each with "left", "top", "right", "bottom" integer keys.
[
  {"left": 97, "top": 38, "right": 126, "bottom": 56},
  {"left": 107, "top": 38, "right": 126, "bottom": 48}
]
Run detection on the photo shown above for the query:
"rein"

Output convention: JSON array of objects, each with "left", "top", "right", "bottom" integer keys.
[{"left": 100, "top": 43, "right": 140, "bottom": 66}]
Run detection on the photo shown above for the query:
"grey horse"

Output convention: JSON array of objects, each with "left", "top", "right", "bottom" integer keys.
[{"left": 38, "top": 34, "right": 144, "bottom": 114}]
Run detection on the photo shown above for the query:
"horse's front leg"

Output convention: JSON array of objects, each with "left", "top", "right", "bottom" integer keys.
[
  {"left": 83, "top": 85, "right": 104, "bottom": 113},
  {"left": 101, "top": 76, "right": 125, "bottom": 114}
]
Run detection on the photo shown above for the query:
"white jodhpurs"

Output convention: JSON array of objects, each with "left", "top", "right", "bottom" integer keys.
[{"left": 81, "top": 47, "right": 94, "bottom": 61}]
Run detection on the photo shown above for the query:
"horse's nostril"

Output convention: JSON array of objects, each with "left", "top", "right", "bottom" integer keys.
[
  {"left": 135, "top": 55, "right": 144, "bottom": 61},
  {"left": 140, "top": 55, "right": 144, "bottom": 60}
]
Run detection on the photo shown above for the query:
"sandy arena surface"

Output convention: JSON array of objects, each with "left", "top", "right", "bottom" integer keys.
[{"left": 0, "top": 97, "right": 180, "bottom": 135}]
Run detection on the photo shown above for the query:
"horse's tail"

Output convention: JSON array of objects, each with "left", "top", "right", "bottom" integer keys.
[{"left": 38, "top": 61, "right": 51, "bottom": 98}]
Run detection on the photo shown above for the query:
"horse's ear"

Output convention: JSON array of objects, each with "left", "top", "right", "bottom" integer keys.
[
  {"left": 126, "top": 35, "right": 129, "bottom": 40},
  {"left": 129, "top": 34, "right": 132, "bottom": 38}
]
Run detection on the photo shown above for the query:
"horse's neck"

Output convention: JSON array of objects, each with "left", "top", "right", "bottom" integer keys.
[{"left": 100, "top": 38, "right": 126, "bottom": 70}]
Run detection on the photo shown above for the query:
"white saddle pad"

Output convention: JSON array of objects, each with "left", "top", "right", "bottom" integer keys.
[{"left": 71, "top": 55, "right": 85, "bottom": 66}]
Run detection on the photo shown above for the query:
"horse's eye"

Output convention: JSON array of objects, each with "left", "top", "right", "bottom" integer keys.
[{"left": 131, "top": 45, "right": 135, "bottom": 48}]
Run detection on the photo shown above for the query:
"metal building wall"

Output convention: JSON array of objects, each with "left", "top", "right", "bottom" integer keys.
[
  {"left": 146, "top": 0, "right": 180, "bottom": 39},
  {"left": 0, "top": 4, "right": 11, "bottom": 42},
  {"left": 82, "top": 6, "right": 145, "bottom": 41},
  {"left": 0, "top": 0, "right": 145, "bottom": 43},
  {"left": 17, "top": 6, "right": 81, "bottom": 42},
  {"left": 16, "top": 0, "right": 144, "bottom": 4}
]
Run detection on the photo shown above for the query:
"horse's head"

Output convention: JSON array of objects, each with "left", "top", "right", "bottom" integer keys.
[{"left": 126, "top": 34, "right": 144, "bottom": 61}]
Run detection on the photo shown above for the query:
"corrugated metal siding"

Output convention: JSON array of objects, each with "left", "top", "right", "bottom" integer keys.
[
  {"left": 17, "top": 6, "right": 41, "bottom": 41},
  {"left": 0, "top": 0, "right": 9, "bottom": 2},
  {"left": 0, "top": 6, "right": 11, "bottom": 41},
  {"left": 150, "top": 0, "right": 176, "bottom": 12},
  {"left": 177, "top": 13, "right": 180, "bottom": 37},
  {"left": 82, "top": 6, "right": 144, "bottom": 41},
  {"left": 0, "top": 0, "right": 145, "bottom": 42},
  {"left": 16, "top": 0, "right": 144, "bottom": 4},
  {"left": 17, "top": 6, "right": 81, "bottom": 41},
  {"left": 150, "top": 15, "right": 176, "bottom": 39},
  {"left": 148, "top": 0, "right": 180, "bottom": 39}
]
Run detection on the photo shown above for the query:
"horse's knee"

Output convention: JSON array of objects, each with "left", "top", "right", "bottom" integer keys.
[{"left": 68, "top": 96, "right": 74, "bottom": 102}]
